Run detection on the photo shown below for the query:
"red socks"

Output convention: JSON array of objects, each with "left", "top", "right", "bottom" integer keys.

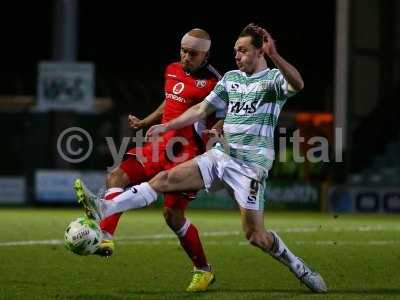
[
  {"left": 177, "top": 220, "right": 208, "bottom": 269},
  {"left": 100, "top": 188, "right": 124, "bottom": 236}
]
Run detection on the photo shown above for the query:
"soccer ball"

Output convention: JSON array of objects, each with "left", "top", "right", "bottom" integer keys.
[{"left": 64, "top": 217, "right": 102, "bottom": 255}]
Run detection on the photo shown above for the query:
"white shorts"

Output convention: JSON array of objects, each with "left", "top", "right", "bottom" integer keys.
[{"left": 195, "top": 148, "right": 268, "bottom": 210}]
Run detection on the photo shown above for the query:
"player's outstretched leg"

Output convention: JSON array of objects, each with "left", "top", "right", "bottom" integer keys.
[
  {"left": 269, "top": 231, "right": 327, "bottom": 293},
  {"left": 75, "top": 179, "right": 159, "bottom": 221},
  {"left": 241, "top": 208, "right": 327, "bottom": 293}
]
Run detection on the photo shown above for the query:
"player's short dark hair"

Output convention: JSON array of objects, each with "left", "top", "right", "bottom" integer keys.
[{"left": 239, "top": 23, "right": 263, "bottom": 49}]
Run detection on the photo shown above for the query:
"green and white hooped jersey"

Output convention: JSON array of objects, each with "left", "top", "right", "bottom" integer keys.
[{"left": 204, "top": 68, "right": 296, "bottom": 172}]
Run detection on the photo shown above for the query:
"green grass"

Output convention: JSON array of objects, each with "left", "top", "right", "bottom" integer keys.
[{"left": 0, "top": 208, "right": 399, "bottom": 299}]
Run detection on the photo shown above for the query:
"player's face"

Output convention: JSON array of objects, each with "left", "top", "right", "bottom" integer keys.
[
  {"left": 180, "top": 46, "right": 207, "bottom": 73},
  {"left": 234, "top": 36, "right": 261, "bottom": 74}
]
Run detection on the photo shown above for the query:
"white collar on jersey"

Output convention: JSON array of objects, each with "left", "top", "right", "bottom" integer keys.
[{"left": 242, "top": 67, "right": 270, "bottom": 79}]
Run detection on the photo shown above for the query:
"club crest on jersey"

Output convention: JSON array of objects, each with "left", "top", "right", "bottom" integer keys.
[
  {"left": 196, "top": 80, "right": 206, "bottom": 88},
  {"left": 172, "top": 82, "right": 185, "bottom": 95},
  {"left": 260, "top": 81, "right": 268, "bottom": 90}
]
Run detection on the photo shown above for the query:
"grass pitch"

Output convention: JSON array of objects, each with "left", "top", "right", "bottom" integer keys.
[{"left": 0, "top": 208, "right": 399, "bottom": 299}]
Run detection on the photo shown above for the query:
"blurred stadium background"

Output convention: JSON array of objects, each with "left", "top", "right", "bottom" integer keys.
[{"left": 0, "top": 1, "right": 400, "bottom": 299}]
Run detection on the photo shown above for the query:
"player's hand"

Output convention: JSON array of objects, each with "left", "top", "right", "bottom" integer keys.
[
  {"left": 260, "top": 28, "right": 277, "bottom": 57},
  {"left": 128, "top": 115, "right": 144, "bottom": 129},
  {"left": 211, "top": 119, "right": 224, "bottom": 136},
  {"left": 202, "top": 128, "right": 226, "bottom": 151},
  {"left": 146, "top": 124, "right": 167, "bottom": 139},
  {"left": 202, "top": 128, "right": 221, "bottom": 139},
  {"left": 248, "top": 24, "right": 278, "bottom": 57}
]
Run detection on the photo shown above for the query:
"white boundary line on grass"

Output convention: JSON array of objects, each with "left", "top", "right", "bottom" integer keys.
[
  {"left": 1, "top": 227, "right": 400, "bottom": 247},
  {"left": 0, "top": 239, "right": 64, "bottom": 246},
  {"left": 0, "top": 231, "right": 240, "bottom": 247},
  {"left": 114, "top": 240, "right": 400, "bottom": 246},
  {"left": 1, "top": 239, "right": 399, "bottom": 247}
]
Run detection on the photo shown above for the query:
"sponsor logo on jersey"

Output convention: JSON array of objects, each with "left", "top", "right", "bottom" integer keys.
[
  {"left": 229, "top": 100, "right": 258, "bottom": 114},
  {"left": 231, "top": 83, "right": 239, "bottom": 91},
  {"left": 165, "top": 93, "right": 187, "bottom": 103},
  {"left": 173, "top": 82, "right": 185, "bottom": 95},
  {"left": 196, "top": 79, "right": 206, "bottom": 88}
]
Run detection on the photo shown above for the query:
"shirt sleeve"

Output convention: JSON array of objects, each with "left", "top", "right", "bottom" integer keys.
[
  {"left": 204, "top": 75, "right": 229, "bottom": 112},
  {"left": 273, "top": 70, "right": 297, "bottom": 100},
  {"left": 215, "top": 107, "right": 226, "bottom": 118}
]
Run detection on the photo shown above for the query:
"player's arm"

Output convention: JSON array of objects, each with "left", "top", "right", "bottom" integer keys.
[
  {"left": 256, "top": 26, "right": 304, "bottom": 92},
  {"left": 269, "top": 52, "right": 304, "bottom": 92},
  {"left": 147, "top": 73, "right": 229, "bottom": 137},
  {"left": 128, "top": 101, "right": 165, "bottom": 129},
  {"left": 147, "top": 100, "right": 216, "bottom": 137}
]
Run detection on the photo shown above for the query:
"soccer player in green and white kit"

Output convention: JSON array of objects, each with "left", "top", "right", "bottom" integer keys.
[{"left": 76, "top": 24, "right": 327, "bottom": 293}]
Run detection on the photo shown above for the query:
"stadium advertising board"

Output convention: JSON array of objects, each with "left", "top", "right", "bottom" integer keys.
[
  {"left": 328, "top": 186, "right": 400, "bottom": 213},
  {"left": 180, "top": 180, "right": 320, "bottom": 210},
  {"left": 0, "top": 177, "right": 26, "bottom": 204},
  {"left": 37, "top": 62, "right": 94, "bottom": 112},
  {"left": 265, "top": 180, "right": 320, "bottom": 210},
  {"left": 35, "top": 170, "right": 105, "bottom": 203}
]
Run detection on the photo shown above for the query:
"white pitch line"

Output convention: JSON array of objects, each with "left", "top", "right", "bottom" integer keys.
[
  {"left": 0, "top": 239, "right": 64, "bottom": 246},
  {"left": 0, "top": 227, "right": 399, "bottom": 247},
  {"left": 116, "top": 226, "right": 400, "bottom": 239},
  {"left": 1, "top": 225, "right": 398, "bottom": 247},
  {"left": 115, "top": 230, "right": 241, "bottom": 241},
  {"left": 117, "top": 240, "right": 400, "bottom": 246},
  {"left": 1, "top": 239, "right": 399, "bottom": 247},
  {"left": 294, "top": 240, "right": 400, "bottom": 246},
  {"left": 279, "top": 226, "right": 400, "bottom": 233},
  {"left": 0, "top": 231, "right": 241, "bottom": 247}
]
